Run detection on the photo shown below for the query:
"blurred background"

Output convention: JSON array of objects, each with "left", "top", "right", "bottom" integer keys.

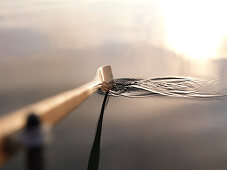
[{"left": 1, "top": 0, "right": 227, "bottom": 169}]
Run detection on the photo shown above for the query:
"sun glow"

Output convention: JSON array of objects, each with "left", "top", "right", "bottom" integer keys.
[{"left": 161, "top": 0, "right": 227, "bottom": 60}]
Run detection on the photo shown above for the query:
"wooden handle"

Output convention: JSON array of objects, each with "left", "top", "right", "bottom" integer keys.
[{"left": 0, "top": 80, "right": 101, "bottom": 165}]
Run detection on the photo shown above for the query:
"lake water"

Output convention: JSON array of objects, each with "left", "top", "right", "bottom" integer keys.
[{"left": 1, "top": 0, "right": 227, "bottom": 170}]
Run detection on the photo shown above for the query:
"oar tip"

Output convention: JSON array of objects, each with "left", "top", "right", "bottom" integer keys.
[{"left": 96, "top": 65, "right": 114, "bottom": 92}]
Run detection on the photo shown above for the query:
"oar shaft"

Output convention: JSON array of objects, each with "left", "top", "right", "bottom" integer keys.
[{"left": 0, "top": 80, "right": 101, "bottom": 165}]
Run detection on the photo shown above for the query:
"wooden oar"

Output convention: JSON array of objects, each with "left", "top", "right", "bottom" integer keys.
[{"left": 0, "top": 65, "right": 113, "bottom": 166}]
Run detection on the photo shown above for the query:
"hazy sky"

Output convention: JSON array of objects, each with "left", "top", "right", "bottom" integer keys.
[
  {"left": 0, "top": 0, "right": 163, "bottom": 50},
  {"left": 1, "top": 0, "right": 227, "bottom": 60}
]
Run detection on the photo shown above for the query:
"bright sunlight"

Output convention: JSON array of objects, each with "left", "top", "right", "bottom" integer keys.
[{"left": 161, "top": 0, "right": 227, "bottom": 60}]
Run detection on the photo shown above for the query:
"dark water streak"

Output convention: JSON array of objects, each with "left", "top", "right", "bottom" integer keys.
[{"left": 87, "top": 91, "right": 109, "bottom": 170}]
